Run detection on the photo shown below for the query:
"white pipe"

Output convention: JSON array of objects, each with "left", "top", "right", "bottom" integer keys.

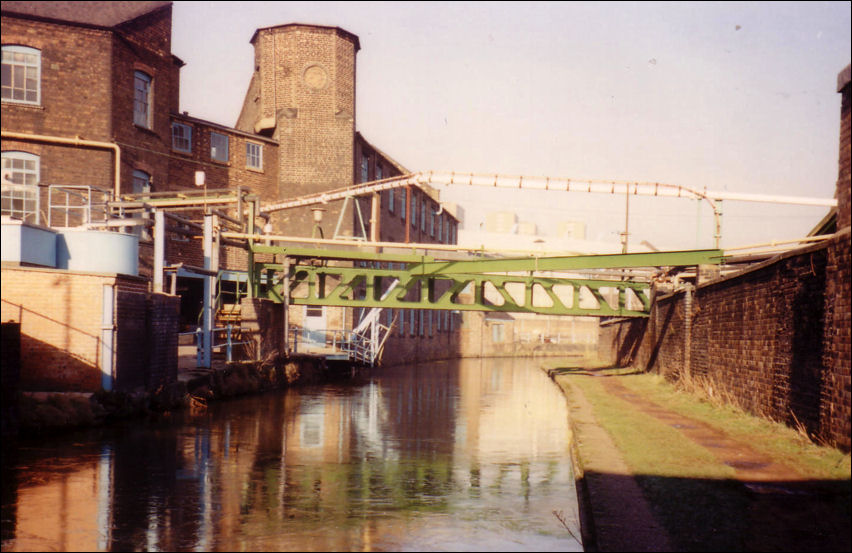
[
  {"left": 705, "top": 190, "right": 836, "bottom": 207},
  {"left": 724, "top": 234, "right": 834, "bottom": 252},
  {"left": 260, "top": 170, "right": 836, "bottom": 213},
  {"left": 2, "top": 131, "right": 121, "bottom": 198}
]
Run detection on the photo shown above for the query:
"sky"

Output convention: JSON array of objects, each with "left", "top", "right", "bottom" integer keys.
[{"left": 171, "top": 1, "right": 851, "bottom": 251}]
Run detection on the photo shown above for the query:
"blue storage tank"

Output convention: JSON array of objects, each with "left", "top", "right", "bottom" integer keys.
[
  {"left": 56, "top": 229, "right": 139, "bottom": 276},
  {"left": 1, "top": 219, "right": 58, "bottom": 267}
]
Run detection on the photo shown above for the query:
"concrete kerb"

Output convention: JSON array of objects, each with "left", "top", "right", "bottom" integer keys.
[{"left": 543, "top": 365, "right": 674, "bottom": 552}]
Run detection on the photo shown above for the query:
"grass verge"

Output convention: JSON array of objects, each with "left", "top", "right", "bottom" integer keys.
[{"left": 542, "top": 359, "right": 851, "bottom": 552}]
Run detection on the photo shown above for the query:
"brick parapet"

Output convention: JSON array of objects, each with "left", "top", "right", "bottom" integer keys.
[
  {"left": 599, "top": 235, "right": 850, "bottom": 451},
  {"left": 836, "top": 64, "right": 850, "bottom": 229}
]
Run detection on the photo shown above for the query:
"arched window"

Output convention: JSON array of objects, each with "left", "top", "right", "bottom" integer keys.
[
  {"left": 2, "top": 45, "right": 41, "bottom": 104},
  {"left": 132, "top": 169, "right": 151, "bottom": 194},
  {"left": 1, "top": 151, "right": 40, "bottom": 222},
  {"left": 133, "top": 70, "right": 152, "bottom": 128},
  {"left": 131, "top": 170, "right": 151, "bottom": 239}
]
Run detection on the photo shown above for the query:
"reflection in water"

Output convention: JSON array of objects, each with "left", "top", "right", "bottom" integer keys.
[{"left": 2, "top": 358, "right": 581, "bottom": 551}]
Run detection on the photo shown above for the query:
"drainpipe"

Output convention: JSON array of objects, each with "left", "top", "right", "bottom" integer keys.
[{"left": 1, "top": 131, "right": 121, "bottom": 198}]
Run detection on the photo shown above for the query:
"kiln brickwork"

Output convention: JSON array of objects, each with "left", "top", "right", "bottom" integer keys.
[{"left": 238, "top": 24, "right": 359, "bottom": 236}]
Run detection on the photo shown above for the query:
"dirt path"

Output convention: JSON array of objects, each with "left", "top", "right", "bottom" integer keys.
[{"left": 554, "top": 372, "right": 850, "bottom": 552}]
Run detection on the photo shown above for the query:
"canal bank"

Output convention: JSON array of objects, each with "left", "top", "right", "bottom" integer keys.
[
  {"left": 8, "top": 352, "right": 359, "bottom": 436},
  {"left": 544, "top": 362, "right": 851, "bottom": 552}
]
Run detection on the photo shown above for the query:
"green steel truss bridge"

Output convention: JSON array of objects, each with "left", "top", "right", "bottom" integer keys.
[
  {"left": 247, "top": 244, "right": 724, "bottom": 318},
  {"left": 113, "top": 171, "right": 832, "bottom": 320}
]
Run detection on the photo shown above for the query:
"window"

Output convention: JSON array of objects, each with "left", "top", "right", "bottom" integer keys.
[
  {"left": 171, "top": 122, "right": 192, "bottom": 153},
  {"left": 428, "top": 311, "right": 433, "bottom": 337},
  {"left": 133, "top": 71, "right": 152, "bottom": 128},
  {"left": 210, "top": 132, "right": 229, "bottom": 162},
  {"left": 421, "top": 199, "right": 426, "bottom": 232},
  {"left": 1, "top": 151, "right": 39, "bottom": 222},
  {"left": 409, "top": 309, "right": 415, "bottom": 336},
  {"left": 399, "top": 309, "right": 405, "bottom": 335},
  {"left": 131, "top": 170, "right": 151, "bottom": 239},
  {"left": 492, "top": 323, "right": 505, "bottom": 343},
  {"left": 246, "top": 142, "right": 262, "bottom": 170},
  {"left": 376, "top": 163, "right": 383, "bottom": 180},
  {"left": 360, "top": 153, "right": 369, "bottom": 183},
  {"left": 411, "top": 192, "right": 417, "bottom": 228},
  {"left": 438, "top": 215, "right": 443, "bottom": 242},
  {"left": 132, "top": 169, "right": 151, "bottom": 195},
  {"left": 2, "top": 45, "right": 40, "bottom": 104},
  {"left": 388, "top": 187, "right": 394, "bottom": 213},
  {"left": 401, "top": 188, "right": 406, "bottom": 220},
  {"left": 430, "top": 204, "right": 435, "bottom": 237},
  {"left": 419, "top": 310, "right": 424, "bottom": 336}
]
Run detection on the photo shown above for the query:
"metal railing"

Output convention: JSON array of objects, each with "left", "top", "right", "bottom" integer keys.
[
  {"left": 288, "top": 323, "right": 393, "bottom": 366},
  {"left": 47, "top": 184, "right": 111, "bottom": 227},
  {"left": 180, "top": 324, "right": 251, "bottom": 365}
]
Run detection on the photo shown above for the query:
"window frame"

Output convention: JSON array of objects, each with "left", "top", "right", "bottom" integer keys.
[
  {"left": 1, "top": 150, "right": 40, "bottom": 223},
  {"left": 360, "top": 152, "right": 369, "bottom": 183},
  {"left": 133, "top": 70, "right": 152, "bottom": 129},
  {"left": 171, "top": 122, "right": 192, "bottom": 153},
  {"left": 401, "top": 188, "right": 406, "bottom": 220},
  {"left": 210, "top": 131, "right": 229, "bottom": 162},
  {"left": 2, "top": 45, "right": 41, "bottom": 105},
  {"left": 246, "top": 141, "right": 263, "bottom": 171}
]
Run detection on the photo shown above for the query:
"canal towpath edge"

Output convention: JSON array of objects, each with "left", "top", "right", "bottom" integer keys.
[{"left": 552, "top": 372, "right": 675, "bottom": 552}]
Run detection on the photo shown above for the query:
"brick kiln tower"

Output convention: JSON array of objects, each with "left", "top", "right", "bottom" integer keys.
[{"left": 236, "top": 23, "right": 360, "bottom": 235}]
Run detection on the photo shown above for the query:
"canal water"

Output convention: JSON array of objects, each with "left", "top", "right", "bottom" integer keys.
[{"left": 2, "top": 358, "right": 582, "bottom": 551}]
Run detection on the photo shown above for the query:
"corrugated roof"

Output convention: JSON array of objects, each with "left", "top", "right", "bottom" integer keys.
[{"left": 1, "top": 1, "right": 171, "bottom": 28}]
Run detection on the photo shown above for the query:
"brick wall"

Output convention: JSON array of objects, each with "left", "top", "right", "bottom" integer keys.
[
  {"left": 600, "top": 236, "right": 850, "bottom": 451},
  {"left": 837, "top": 65, "right": 850, "bottom": 229},
  {"left": 1, "top": 8, "right": 180, "bottom": 199},
  {"left": 1, "top": 266, "right": 178, "bottom": 393},
  {"left": 116, "top": 289, "right": 183, "bottom": 393},
  {"left": 1, "top": 16, "right": 116, "bottom": 216}
]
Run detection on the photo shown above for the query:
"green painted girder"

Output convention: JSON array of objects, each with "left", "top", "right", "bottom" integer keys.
[
  {"left": 407, "top": 249, "right": 724, "bottom": 275},
  {"left": 255, "top": 263, "right": 652, "bottom": 317}
]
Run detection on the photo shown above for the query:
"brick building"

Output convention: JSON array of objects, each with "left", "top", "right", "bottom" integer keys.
[{"left": 1, "top": 1, "right": 461, "bottom": 384}]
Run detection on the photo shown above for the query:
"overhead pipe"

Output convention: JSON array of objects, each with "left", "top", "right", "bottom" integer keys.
[
  {"left": 1, "top": 130, "right": 121, "bottom": 199},
  {"left": 258, "top": 171, "right": 837, "bottom": 250}
]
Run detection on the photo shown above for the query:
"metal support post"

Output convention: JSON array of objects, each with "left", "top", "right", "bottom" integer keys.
[
  {"left": 153, "top": 209, "right": 165, "bottom": 293},
  {"left": 226, "top": 324, "right": 232, "bottom": 363},
  {"left": 247, "top": 200, "right": 256, "bottom": 299},
  {"left": 200, "top": 213, "right": 218, "bottom": 368},
  {"left": 370, "top": 192, "right": 380, "bottom": 242},
  {"left": 283, "top": 256, "right": 290, "bottom": 356}
]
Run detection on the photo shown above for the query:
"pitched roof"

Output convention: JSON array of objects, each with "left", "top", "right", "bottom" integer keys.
[{"left": 1, "top": 1, "right": 171, "bottom": 28}]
